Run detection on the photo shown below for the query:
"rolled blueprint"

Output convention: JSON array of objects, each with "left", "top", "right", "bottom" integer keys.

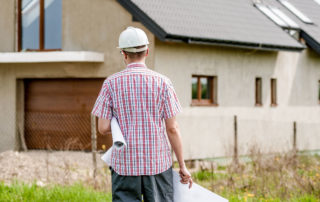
[
  {"left": 110, "top": 117, "right": 126, "bottom": 149},
  {"left": 101, "top": 117, "right": 228, "bottom": 202},
  {"left": 101, "top": 117, "right": 126, "bottom": 166},
  {"left": 101, "top": 147, "right": 112, "bottom": 166},
  {"left": 173, "top": 171, "right": 228, "bottom": 202}
]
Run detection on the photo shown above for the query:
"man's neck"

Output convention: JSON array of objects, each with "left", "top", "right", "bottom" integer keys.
[{"left": 126, "top": 59, "right": 145, "bottom": 65}]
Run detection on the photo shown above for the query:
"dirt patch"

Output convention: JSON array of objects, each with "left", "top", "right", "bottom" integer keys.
[{"left": 0, "top": 150, "right": 111, "bottom": 191}]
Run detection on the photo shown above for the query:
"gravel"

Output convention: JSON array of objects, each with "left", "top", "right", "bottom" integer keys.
[{"left": 0, "top": 150, "right": 111, "bottom": 189}]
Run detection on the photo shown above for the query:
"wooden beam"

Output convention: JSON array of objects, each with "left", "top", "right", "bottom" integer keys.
[
  {"left": 17, "top": 0, "right": 22, "bottom": 51},
  {"left": 197, "top": 77, "right": 201, "bottom": 101}
]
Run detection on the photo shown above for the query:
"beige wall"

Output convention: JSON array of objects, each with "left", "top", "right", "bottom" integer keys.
[
  {"left": 0, "top": 0, "right": 15, "bottom": 52},
  {"left": 0, "top": 0, "right": 16, "bottom": 150},
  {"left": 0, "top": 0, "right": 155, "bottom": 151},
  {"left": 154, "top": 40, "right": 320, "bottom": 159},
  {"left": 62, "top": 0, "right": 155, "bottom": 73}
]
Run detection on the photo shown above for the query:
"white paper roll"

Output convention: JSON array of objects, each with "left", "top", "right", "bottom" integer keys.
[
  {"left": 101, "top": 117, "right": 126, "bottom": 166},
  {"left": 101, "top": 147, "right": 112, "bottom": 166},
  {"left": 173, "top": 170, "right": 228, "bottom": 202},
  {"left": 110, "top": 117, "right": 126, "bottom": 149}
]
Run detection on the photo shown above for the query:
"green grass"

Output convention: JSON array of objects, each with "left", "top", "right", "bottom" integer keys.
[
  {"left": 0, "top": 182, "right": 112, "bottom": 202},
  {"left": 1, "top": 152, "right": 319, "bottom": 202},
  {"left": 224, "top": 194, "right": 320, "bottom": 202}
]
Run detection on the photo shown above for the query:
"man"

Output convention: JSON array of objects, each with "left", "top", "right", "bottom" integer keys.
[{"left": 92, "top": 27, "right": 192, "bottom": 202}]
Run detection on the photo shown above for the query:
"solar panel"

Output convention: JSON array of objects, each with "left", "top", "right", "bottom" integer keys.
[
  {"left": 270, "top": 7, "right": 300, "bottom": 29},
  {"left": 278, "top": 0, "right": 313, "bottom": 24},
  {"left": 255, "top": 4, "right": 288, "bottom": 27}
]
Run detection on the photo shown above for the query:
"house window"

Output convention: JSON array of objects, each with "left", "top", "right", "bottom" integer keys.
[
  {"left": 255, "top": 77, "right": 262, "bottom": 106},
  {"left": 192, "top": 75, "right": 218, "bottom": 105},
  {"left": 18, "top": 0, "right": 62, "bottom": 51},
  {"left": 271, "top": 78, "right": 277, "bottom": 106}
]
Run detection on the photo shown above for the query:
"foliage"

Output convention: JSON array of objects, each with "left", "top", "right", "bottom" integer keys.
[
  {"left": 192, "top": 151, "right": 320, "bottom": 202},
  {"left": 1, "top": 151, "right": 319, "bottom": 202}
]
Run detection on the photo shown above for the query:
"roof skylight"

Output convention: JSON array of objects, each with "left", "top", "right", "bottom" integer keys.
[
  {"left": 255, "top": 4, "right": 288, "bottom": 27},
  {"left": 278, "top": 0, "right": 313, "bottom": 24},
  {"left": 314, "top": 0, "right": 320, "bottom": 5},
  {"left": 255, "top": 4, "right": 300, "bottom": 29},
  {"left": 270, "top": 8, "right": 300, "bottom": 29}
]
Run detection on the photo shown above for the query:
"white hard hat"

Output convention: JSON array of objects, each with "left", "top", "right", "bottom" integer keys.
[{"left": 118, "top": 27, "right": 149, "bottom": 52}]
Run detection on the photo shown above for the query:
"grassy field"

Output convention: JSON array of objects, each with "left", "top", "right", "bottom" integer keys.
[
  {"left": 1, "top": 151, "right": 319, "bottom": 202},
  {"left": 192, "top": 151, "right": 320, "bottom": 202},
  {"left": 0, "top": 182, "right": 112, "bottom": 202}
]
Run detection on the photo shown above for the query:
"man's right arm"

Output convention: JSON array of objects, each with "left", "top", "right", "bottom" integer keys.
[
  {"left": 165, "top": 116, "right": 193, "bottom": 188},
  {"left": 98, "top": 118, "right": 111, "bottom": 135}
]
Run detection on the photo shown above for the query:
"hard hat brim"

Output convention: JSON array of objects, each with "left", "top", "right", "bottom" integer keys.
[{"left": 120, "top": 45, "right": 148, "bottom": 53}]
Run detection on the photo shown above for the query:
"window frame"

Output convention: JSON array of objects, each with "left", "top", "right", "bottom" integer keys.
[
  {"left": 271, "top": 78, "right": 277, "bottom": 106},
  {"left": 191, "top": 75, "right": 218, "bottom": 106},
  {"left": 255, "top": 77, "right": 262, "bottom": 106},
  {"left": 318, "top": 80, "right": 320, "bottom": 104},
  {"left": 17, "top": 0, "right": 62, "bottom": 52}
]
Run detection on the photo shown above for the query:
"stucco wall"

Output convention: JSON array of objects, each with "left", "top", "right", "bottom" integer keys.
[
  {"left": 62, "top": 0, "right": 155, "bottom": 72},
  {"left": 0, "top": 67, "right": 16, "bottom": 151},
  {"left": 154, "top": 40, "right": 320, "bottom": 159},
  {"left": 0, "top": 0, "right": 155, "bottom": 151},
  {"left": 0, "top": 0, "right": 15, "bottom": 52}
]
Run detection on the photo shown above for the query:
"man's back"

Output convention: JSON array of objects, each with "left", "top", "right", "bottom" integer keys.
[{"left": 92, "top": 62, "right": 181, "bottom": 176}]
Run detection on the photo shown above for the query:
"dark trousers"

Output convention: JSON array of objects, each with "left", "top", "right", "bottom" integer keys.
[{"left": 111, "top": 167, "right": 173, "bottom": 202}]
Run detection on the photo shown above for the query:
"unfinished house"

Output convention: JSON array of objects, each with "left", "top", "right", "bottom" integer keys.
[{"left": 0, "top": 0, "right": 319, "bottom": 160}]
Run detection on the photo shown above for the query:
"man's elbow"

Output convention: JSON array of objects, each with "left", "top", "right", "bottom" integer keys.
[
  {"left": 167, "top": 123, "right": 179, "bottom": 136},
  {"left": 98, "top": 119, "right": 111, "bottom": 135},
  {"left": 98, "top": 126, "right": 109, "bottom": 135}
]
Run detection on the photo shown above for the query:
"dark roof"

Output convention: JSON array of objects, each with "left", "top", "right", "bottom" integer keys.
[
  {"left": 117, "top": 0, "right": 304, "bottom": 52},
  {"left": 263, "top": 0, "right": 320, "bottom": 54}
]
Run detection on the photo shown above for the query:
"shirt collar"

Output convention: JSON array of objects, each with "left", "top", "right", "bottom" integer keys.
[{"left": 126, "top": 62, "right": 147, "bottom": 69}]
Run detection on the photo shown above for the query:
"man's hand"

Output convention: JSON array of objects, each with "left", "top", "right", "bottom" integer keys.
[{"left": 179, "top": 166, "right": 193, "bottom": 189}]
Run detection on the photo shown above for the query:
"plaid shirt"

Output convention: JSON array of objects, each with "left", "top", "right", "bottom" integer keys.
[{"left": 92, "top": 63, "right": 182, "bottom": 176}]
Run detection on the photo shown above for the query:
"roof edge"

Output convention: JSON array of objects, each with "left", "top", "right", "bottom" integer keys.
[
  {"left": 300, "top": 31, "right": 320, "bottom": 55},
  {"left": 166, "top": 34, "right": 305, "bottom": 52},
  {"left": 117, "top": 0, "right": 167, "bottom": 40}
]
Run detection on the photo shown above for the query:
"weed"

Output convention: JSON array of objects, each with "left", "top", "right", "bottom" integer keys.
[{"left": 191, "top": 149, "right": 320, "bottom": 201}]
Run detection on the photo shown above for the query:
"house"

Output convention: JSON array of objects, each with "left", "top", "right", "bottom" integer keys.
[{"left": 0, "top": 0, "right": 319, "bottom": 160}]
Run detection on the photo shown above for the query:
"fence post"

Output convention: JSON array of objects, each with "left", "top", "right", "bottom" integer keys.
[
  {"left": 233, "top": 115, "right": 239, "bottom": 165},
  {"left": 17, "top": 80, "right": 27, "bottom": 151},
  {"left": 91, "top": 114, "right": 97, "bottom": 184},
  {"left": 293, "top": 121, "right": 297, "bottom": 154}
]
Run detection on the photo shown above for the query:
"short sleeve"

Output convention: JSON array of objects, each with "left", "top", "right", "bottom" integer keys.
[
  {"left": 163, "top": 80, "right": 182, "bottom": 119},
  {"left": 91, "top": 80, "right": 113, "bottom": 120}
]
